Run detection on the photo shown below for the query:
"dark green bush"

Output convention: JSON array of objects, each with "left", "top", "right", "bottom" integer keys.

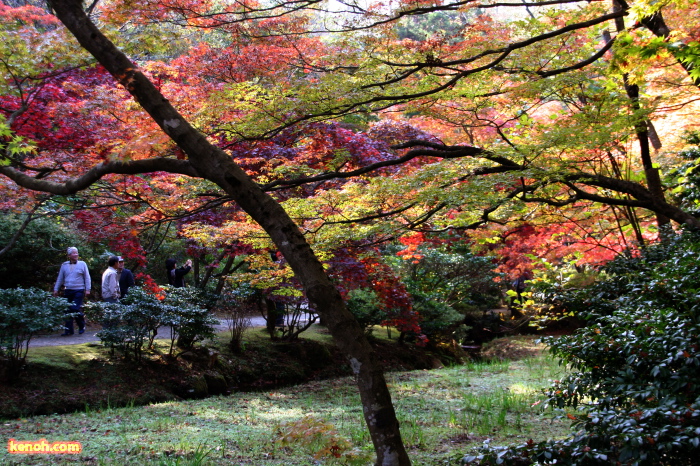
[
  {"left": 389, "top": 246, "right": 503, "bottom": 314},
  {"left": 669, "top": 132, "right": 700, "bottom": 216},
  {"left": 410, "top": 291, "right": 464, "bottom": 343},
  {"left": 0, "top": 214, "right": 88, "bottom": 289},
  {"left": 385, "top": 245, "right": 502, "bottom": 344},
  {"left": 161, "top": 286, "right": 218, "bottom": 351},
  {"left": 465, "top": 231, "right": 700, "bottom": 465},
  {"left": 529, "top": 229, "right": 700, "bottom": 324},
  {"left": 345, "top": 288, "right": 387, "bottom": 335},
  {"left": 0, "top": 288, "right": 68, "bottom": 376}
]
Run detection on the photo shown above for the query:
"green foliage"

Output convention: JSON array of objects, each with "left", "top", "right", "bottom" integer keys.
[
  {"left": 531, "top": 230, "right": 700, "bottom": 324},
  {"left": 344, "top": 288, "right": 386, "bottom": 335},
  {"left": 523, "top": 257, "right": 605, "bottom": 326},
  {"left": 0, "top": 213, "right": 85, "bottom": 289},
  {"left": 0, "top": 115, "right": 34, "bottom": 164},
  {"left": 0, "top": 287, "right": 68, "bottom": 376},
  {"left": 616, "top": 30, "right": 700, "bottom": 81},
  {"left": 161, "top": 286, "right": 218, "bottom": 350},
  {"left": 669, "top": 132, "right": 700, "bottom": 216},
  {"left": 410, "top": 292, "right": 464, "bottom": 343},
  {"left": 466, "top": 231, "right": 700, "bottom": 465},
  {"left": 387, "top": 245, "right": 502, "bottom": 343},
  {"left": 389, "top": 245, "right": 503, "bottom": 314},
  {"left": 86, "top": 287, "right": 217, "bottom": 360}
]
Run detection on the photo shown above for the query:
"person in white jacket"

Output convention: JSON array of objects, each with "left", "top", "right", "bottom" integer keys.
[
  {"left": 101, "top": 256, "right": 121, "bottom": 303},
  {"left": 53, "top": 247, "right": 91, "bottom": 336}
]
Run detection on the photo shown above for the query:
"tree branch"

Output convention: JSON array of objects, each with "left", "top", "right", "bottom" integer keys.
[{"left": 0, "top": 159, "right": 199, "bottom": 195}]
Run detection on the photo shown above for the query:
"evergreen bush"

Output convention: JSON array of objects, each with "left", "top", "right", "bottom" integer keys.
[
  {"left": 465, "top": 231, "right": 700, "bottom": 465},
  {"left": 0, "top": 288, "right": 68, "bottom": 376},
  {"left": 86, "top": 286, "right": 217, "bottom": 360}
]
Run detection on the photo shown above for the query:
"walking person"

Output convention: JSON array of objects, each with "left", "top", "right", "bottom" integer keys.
[
  {"left": 102, "top": 256, "right": 121, "bottom": 303},
  {"left": 53, "top": 247, "right": 91, "bottom": 336},
  {"left": 165, "top": 258, "right": 192, "bottom": 288},
  {"left": 509, "top": 268, "right": 530, "bottom": 318},
  {"left": 116, "top": 256, "right": 135, "bottom": 298}
]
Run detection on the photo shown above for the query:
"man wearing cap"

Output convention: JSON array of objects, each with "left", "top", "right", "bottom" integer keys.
[
  {"left": 102, "top": 256, "right": 121, "bottom": 303},
  {"left": 53, "top": 247, "right": 91, "bottom": 336},
  {"left": 116, "top": 256, "right": 135, "bottom": 298}
]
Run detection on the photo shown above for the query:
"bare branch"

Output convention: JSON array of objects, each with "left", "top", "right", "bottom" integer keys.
[{"left": 0, "top": 158, "right": 199, "bottom": 195}]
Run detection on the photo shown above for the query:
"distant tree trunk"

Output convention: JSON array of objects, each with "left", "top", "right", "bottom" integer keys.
[
  {"left": 265, "top": 298, "right": 280, "bottom": 337},
  {"left": 0, "top": 205, "right": 40, "bottom": 258},
  {"left": 47, "top": 1, "right": 411, "bottom": 464}
]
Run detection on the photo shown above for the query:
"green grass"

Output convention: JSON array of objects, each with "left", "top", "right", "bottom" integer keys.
[{"left": 0, "top": 337, "right": 571, "bottom": 466}]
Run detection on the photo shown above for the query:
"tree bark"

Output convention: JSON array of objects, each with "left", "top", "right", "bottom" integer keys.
[
  {"left": 45, "top": 1, "right": 411, "bottom": 464},
  {"left": 613, "top": 0, "right": 671, "bottom": 230}
]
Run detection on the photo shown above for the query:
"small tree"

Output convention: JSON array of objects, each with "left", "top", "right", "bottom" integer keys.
[
  {"left": 0, "top": 288, "right": 68, "bottom": 378},
  {"left": 216, "top": 283, "right": 256, "bottom": 352},
  {"left": 87, "top": 294, "right": 169, "bottom": 361},
  {"left": 161, "top": 286, "right": 218, "bottom": 350}
]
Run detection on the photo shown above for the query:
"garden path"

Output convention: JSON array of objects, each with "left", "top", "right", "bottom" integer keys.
[{"left": 28, "top": 316, "right": 269, "bottom": 348}]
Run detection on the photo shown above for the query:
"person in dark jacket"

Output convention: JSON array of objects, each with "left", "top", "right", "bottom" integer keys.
[
  {"left": 116, "top": 256, "right": 135, "bottom": 297},
  {"left": 165, "top": 258, "right": 192, "bottom": 287}
]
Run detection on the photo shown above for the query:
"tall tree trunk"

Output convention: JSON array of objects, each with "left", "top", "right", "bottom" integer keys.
[
  {"left": 47, "top": 1, "right": 411, "bottom": 464},
  {"left": 613, "top": 0, "right": 671, "bottom": 231}
]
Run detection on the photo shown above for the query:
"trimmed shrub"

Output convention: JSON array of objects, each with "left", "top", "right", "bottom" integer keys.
[
  {"left": 86, "top": 286, "right": 217, "bottom": 360},
  {"left": 0, "top": 288, "right": 68, "bottom": 377},
  {"left": 161, "top": 286, "right": 218, "bottom": 350}
]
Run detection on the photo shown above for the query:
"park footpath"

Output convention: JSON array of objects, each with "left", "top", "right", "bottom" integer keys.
[{"left": 29, "top": 316, "right": 269, "bottom": 347}]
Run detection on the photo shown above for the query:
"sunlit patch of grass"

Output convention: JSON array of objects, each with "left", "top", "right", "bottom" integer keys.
[{"left": 28, "top": 343, "right": 109, "bottom": 370}]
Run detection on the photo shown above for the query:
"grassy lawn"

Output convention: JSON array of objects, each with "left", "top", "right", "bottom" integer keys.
[{"left": 1, "top": 335, "right": 572, "bottom": 465}]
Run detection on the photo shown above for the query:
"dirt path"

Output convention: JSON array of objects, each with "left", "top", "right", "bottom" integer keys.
[{"left": 29, "top": 316, "right": 269, "bottom": 347}]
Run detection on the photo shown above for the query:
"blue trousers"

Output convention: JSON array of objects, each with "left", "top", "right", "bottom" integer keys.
[{"left": 63, "top": 289, "right": 86, "bottom": 334}]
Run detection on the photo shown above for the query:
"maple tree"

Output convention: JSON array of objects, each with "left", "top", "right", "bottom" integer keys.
[
  {"left": 1, "top": 0, "right": 700, "bottom": 464},
  {"left": 0, "top": 1, "right": 413, "bottom": 463}
]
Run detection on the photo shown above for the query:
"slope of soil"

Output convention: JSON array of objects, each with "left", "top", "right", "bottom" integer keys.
[{"left": 0, "top": 330, "right": 449, "bottom": 420}]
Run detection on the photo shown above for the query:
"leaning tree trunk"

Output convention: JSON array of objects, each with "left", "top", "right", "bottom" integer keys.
[{"left": 47, "top": 1, "right": 411, "bottom": 464}]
